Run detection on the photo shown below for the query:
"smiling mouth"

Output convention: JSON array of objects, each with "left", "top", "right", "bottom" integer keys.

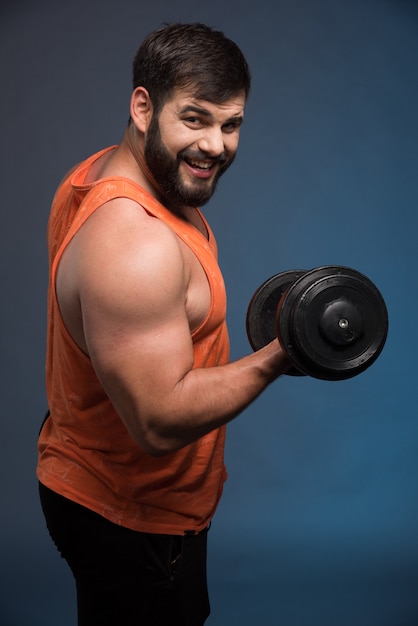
[{"left": 184, "top": 157, "right": 214, "bottom": 171}]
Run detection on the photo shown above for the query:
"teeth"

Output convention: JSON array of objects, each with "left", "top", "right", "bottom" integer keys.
[{"left": 188, "top": 159, "right": 212, "bottom": 170}]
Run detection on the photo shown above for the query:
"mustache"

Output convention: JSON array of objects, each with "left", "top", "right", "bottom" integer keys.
[{"left": 178, "top": 148, "right": 228, "bottom": 166}]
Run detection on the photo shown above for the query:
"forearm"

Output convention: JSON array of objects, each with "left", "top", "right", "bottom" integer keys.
[{"left": 120, "top": 340, "right": 289, "bottom": 456}]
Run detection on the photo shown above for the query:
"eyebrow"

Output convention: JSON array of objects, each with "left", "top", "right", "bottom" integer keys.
[
  {"left": 179, "top": 104, "right": 244, "bottom": 125},
  {"left": 179, "top": 105, "right": 211, "bottom": 116}
]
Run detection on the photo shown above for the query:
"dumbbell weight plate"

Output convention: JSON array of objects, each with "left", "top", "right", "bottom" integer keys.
[
  {"left": 277, "top": 266, "right": 388, "bottom": 380},
  {"left": 246, "top": 270, "right": 306, "bottom": 375}
]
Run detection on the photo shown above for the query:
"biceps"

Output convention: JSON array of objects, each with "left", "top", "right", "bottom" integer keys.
[{"left": 84, "top": 299, "right": 195, "bottom": 414}]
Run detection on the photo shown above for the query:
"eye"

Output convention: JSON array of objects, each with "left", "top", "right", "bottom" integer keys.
[
  {"left": 184, "top": 116, "right": 204, "bottom": 127},
  {"left": 222, "top": 121, "right": 242, "bottom": 134}
]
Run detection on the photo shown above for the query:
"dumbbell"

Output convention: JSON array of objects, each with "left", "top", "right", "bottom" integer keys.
[{"left": 246, "top": 266, "right": 388, "bottom": 380}]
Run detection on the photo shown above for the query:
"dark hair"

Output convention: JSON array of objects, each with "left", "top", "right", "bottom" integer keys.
[{"left": 132, "top": 23, "right": 251, "bottom": 114}]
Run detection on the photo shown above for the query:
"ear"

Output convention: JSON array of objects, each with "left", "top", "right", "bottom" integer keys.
[{"left": 130, "top": 87, "right": 153, "bottom": 133}]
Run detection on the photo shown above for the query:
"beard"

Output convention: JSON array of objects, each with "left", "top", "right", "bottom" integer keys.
[{"left": 144, "top": 114, "right": 235, "bottom": 209}]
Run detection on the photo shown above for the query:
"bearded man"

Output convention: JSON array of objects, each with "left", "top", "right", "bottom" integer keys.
[{"left": 37, "top": 22, "right": 289, "bottom": 626}]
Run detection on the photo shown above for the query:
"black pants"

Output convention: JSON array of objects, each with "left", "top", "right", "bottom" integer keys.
[{"left": 39, "top": 483, "right": 210, "bottom": 626}]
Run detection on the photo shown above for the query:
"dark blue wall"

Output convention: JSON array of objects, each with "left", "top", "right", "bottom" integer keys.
[{"left": 1, "top": 1, "right": 418, "bottom": 624}]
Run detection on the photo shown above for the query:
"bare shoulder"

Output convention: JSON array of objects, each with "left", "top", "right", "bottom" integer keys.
[
  {"left": 75, "top": 197, "right": 185, "bottom": 297},
  {"left": 56, "top": 196, "right": 188, "bottom": 353}
]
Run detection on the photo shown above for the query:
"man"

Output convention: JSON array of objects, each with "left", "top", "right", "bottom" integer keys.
[{"left": 37, "top": 23, "right": 289, "bottom": 626}]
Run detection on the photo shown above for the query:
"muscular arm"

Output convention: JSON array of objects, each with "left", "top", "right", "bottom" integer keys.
[{"left": 58, "top": 198, "right": 290, "bottom": 456}]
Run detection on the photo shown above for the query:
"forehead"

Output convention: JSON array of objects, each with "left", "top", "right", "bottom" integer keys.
[{"left": 163, "top": 87, "right": 246, "bottom": 119}]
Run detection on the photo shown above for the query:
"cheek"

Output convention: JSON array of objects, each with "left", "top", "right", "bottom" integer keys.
[
  {"left": 225, "top": 135, "right": 240, "bottom": 156},
  {"left": 159, "top": 125, "right": 192, "bottom": 156}
]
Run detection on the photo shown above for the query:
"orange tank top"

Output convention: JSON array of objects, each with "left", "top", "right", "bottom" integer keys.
[{"left": 37, "top": 146, "right": 230, "bottom": 535}]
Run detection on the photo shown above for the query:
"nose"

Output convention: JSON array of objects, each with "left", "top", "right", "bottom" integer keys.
[{"left": 198, "top": 127, "right": 225, "bottom": 157}]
